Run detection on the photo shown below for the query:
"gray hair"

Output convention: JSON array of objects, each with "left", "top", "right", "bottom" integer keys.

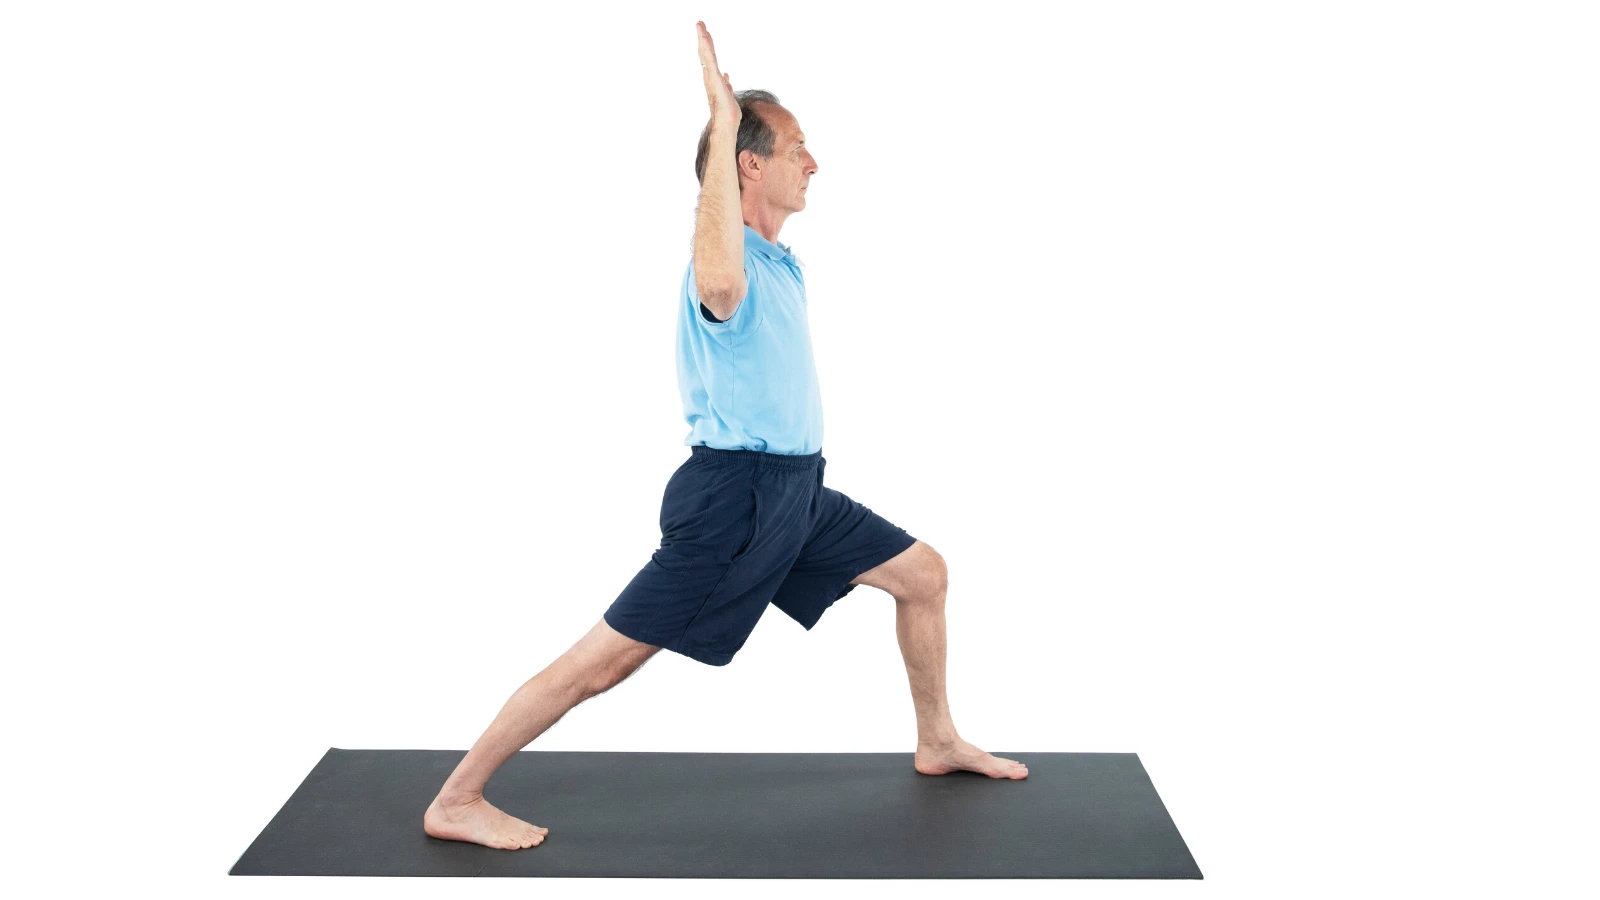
[{"left": 694, "top": 89, "right": 783, "bottom": 188}]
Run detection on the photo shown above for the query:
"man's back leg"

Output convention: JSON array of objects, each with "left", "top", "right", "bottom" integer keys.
[{"left": 422, "top": 617, "right": 662, "bottom": 849}]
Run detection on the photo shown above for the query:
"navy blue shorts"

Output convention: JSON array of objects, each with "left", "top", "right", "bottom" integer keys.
[{"left": 604, "top": 446, "right": 919, "bottom": 666}]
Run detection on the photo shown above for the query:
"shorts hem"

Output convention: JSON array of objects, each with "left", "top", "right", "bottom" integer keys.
[
  {"left": 605, "top": 609, "right": 735, "bottom": 667},
  {"left": 677, "top": 645, "right": 736, "bottom": 667}
]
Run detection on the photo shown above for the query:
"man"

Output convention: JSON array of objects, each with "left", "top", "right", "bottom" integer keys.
[{"left": 422, "top": 21, "right": 1026, "bottom": 852}]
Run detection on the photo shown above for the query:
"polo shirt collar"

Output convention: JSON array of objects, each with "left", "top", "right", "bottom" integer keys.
[{"left": 744, "top": 224, "right": 794, "bottom": 262}]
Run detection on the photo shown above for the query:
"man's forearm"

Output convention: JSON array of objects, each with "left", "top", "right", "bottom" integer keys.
[{"left": 694, "top": 122, "right": 746, "bottom": 308}]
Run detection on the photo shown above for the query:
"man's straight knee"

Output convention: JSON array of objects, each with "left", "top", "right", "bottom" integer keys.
[{"left": 563, "top": 616, "right": 663, "bottom": 698}]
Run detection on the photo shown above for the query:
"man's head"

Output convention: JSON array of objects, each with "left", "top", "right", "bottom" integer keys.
[{"left": 694, "top": 89, "right": 817, "bottom": 217}]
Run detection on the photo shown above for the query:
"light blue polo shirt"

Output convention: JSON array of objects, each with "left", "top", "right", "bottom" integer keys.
[{"left": 676, "top": 224, "right": 824, "bottom": 455}]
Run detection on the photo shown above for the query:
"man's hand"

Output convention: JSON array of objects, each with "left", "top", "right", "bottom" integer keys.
[{"left": 697, "top": 21, "right": 741, "bottom": 130}]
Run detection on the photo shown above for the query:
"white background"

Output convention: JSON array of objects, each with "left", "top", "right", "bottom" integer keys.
[{"left": 3, "top": 1, "right": 1596, "bottom": 897}]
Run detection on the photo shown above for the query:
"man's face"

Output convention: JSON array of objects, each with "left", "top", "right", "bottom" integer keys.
[{"left": 752, "top": 105, "right": 818, "bottom": 212}]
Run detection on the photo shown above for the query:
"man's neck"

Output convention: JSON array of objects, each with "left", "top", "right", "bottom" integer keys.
[{"left": 741, "top": 203, "right": 790, "bottom": 246}]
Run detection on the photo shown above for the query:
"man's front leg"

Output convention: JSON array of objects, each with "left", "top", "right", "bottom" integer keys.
[
  {"left": 894, "top": 587, "right": 959, "bottom": 748},
  {"left": 851, "top": 539, "right": 1029, "bottom": 779}
]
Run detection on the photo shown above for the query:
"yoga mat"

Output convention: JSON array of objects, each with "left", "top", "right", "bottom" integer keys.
[{"left": 231, "top": 749, "right": 1201, "bottom": 879}]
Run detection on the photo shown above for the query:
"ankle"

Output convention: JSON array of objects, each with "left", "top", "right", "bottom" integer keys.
[{"left": 436, "top": 787, "right": 484, "bottom": 807}]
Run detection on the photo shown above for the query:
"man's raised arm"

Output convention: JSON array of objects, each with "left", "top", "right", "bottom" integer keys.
[{"left": 693, "top": 21, "right": 747, "bottom": 322}]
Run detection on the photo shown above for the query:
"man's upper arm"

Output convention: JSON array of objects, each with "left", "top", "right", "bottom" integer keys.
[
  {"left": 692, "top": 258, "right": 751, "bottom": 324},
  {"left": 688, "top": 258, "right": 758, "bottom": 339}
]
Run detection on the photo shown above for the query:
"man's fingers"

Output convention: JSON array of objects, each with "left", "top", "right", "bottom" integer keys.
[
  {"left": 697, "top": 21, "right": 737, "bottom": 119},
  {"left": 697, "top": 21, "right": 720, "bottom": 68}
]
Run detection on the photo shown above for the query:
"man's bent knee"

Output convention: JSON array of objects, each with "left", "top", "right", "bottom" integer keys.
[{"left": 855, "top": 540, "right": 948, "bottom": 604}]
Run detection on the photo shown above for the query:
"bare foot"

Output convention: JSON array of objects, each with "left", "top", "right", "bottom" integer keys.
[
  {"left": 914, "top": 739, "right": 1029, "bottom": 779},
  {"left": 423, "top": 791, "right": 549, "bottom": 849}
]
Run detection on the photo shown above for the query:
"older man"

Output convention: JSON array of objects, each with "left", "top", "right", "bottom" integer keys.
[{"left": 423, "top": 21, "right": 1026, "bottom": 852}]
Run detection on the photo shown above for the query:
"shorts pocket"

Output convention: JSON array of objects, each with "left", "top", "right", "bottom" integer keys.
[
  {"left": 659, "top": 457, "right": 707, "bottom": 531},
  {"left": 728, "top": 478, "right": 760, "bottom": 564}
]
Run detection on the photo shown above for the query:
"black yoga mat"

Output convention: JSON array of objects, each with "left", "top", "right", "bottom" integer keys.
[{"left": 231, "top": 749, "right": 1201, "bottom": 879}]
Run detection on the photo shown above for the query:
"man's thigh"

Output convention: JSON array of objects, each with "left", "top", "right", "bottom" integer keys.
[
  {"left": 848, "top": 538, "right": 943, "bottom": 600},
  {"left": 768, "top": 484, "right": 918, "bottom": 630}
]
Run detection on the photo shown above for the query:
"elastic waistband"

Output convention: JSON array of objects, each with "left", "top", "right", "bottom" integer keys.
[{"left": 690, "top": 444, "right": 822, "bottom": 470}]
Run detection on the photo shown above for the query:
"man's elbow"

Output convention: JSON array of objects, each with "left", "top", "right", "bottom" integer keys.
[{"left": 697, "top": 277, "right": 747, "bottom": 322}]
